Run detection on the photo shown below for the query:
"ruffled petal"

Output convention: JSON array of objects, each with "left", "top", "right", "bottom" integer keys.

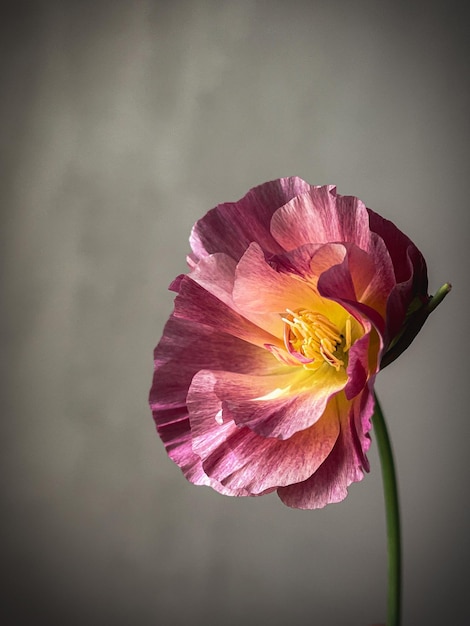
[
  {"left": 173, "top": 274, "right": 280, "bottom": 349},
  {"left": 277, "top": 391, "right": 373, "bottom": 509},
  {"left": 268, "top": 242, "right": 346, "bottom": 287},
  {"left": 190, "top": 364, "right": 347, "bottom": 439},
  {"left": 368, "top": 208, "right": 428, "bottom": 291},
  {"left": 367, "top": 208, "right": 429, "bottom": 346},
  {"left": 347, "top": 235, "right": 396, "bottom": 319},
  {"left": 353, "top": 384, "right": 375, "bottom": 472},
  {"left": 317, "top": 243, "right": 391, "bottom": 340},
  {"left": 232, "top": 242, "right": 318, "bottom": 337},
  {"left": 190, "top": 177, "right": 316, "bottom": 262},
  {"left": 150, "top": 316, "right": 282, "bottom": 495},
  {"left": 188, "top": 252, "right": 237, "bottom": 309},
  {"left": 344, "top": 330, "right": 372, "bottom": 400},
  {"left": 187, "top": 371, "right": 341, "bottom": 493},
  {"left": 150, "top": 316, "right": 280, "bottom": 410},
  {"left": 270, "top": 187, "right": 372, "bottom": 253},
  {"left": 154, "top": 408, "right": 262, "bottom": 497}
]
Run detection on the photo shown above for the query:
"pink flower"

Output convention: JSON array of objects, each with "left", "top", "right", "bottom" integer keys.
[{"left": 149, "top": 178, "right": 429, "bottom": 508}]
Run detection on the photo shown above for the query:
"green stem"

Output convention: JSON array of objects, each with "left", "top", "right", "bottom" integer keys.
[
  {"left": 373, "top": 393, "right": 401, "bottom": 626},
  {"left": 424, "top": 282, "right": 452, "bottom": 315}
]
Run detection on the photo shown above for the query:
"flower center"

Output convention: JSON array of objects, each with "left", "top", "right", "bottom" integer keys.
[{"left": 282, "top": 308, "right": 351, "bottom": 371}]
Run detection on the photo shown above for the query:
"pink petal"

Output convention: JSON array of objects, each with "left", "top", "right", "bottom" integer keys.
[
  {"left": 345, "top": 236, "right": 396, "bottom": 321},
  {"left": 268, "top": 242, "right": 347, "bottom": 287},
  {"left": 270, "top": 187, "right": 372, "bottom": 253},
  {"left": 187, "top": 371, "right": 341, "bottom": 493},
  {"left": 264, "top": 343, "right": 300, "bottom": 366},
  {"left": 367, "top": 208, "right": 429, "bottom": 345},
  {"left": 188, "top": 252, "right": 238, "bottom": 309},
  {"left": 154, "top": 408, "right": 258, "bottom": 497},
  {"left": 173, "top": 274, "right": 280, "bottom": 349},
  {"left": 150, "top": 316, "right": 280, "bottom": 410},
  {"left": 277, "top": 391, "right": 373, "bottom": 509},
  {"left": 352, "top": 384, "right": 375, "bottom": 472},
  {"left": 225, "top": 370, "right": 347, "bottom": 439},
  {"left": 190, "top": 177, "right": 316, "bottom": 262},
  {"left": 232, "top": 242, "right": 318, "bottom": 337},
  {"left": 188, "top": 365, "right": 347, "bottom": 440},
  {"left": 343, "top": 327, "right": 377, "bottom": 400},
  {"left": 150, "top": 316, "right": 282, "bottom": 495},
  {"left": 368, "top": 208, "right": 428, "bottom": 290},
  {"left": 317, "top": 244, "right": 390, "bottom": 339}
]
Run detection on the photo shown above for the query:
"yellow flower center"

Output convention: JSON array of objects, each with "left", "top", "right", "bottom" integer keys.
[{"left": 282, "top": 308, "right": 352, "bottom": 371}]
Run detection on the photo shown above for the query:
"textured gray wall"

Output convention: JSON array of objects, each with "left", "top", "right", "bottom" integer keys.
[{"left": 1, "top": 1, "right": 468, "bottom": 625}]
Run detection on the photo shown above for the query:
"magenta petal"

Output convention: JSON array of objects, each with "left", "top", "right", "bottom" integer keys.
[
  {"left": 344, "top": 331, "right": 371, "bottom": 400},
  {"left": 187, "top": 371, "right": 340, "bottom": 493},
  {"left": 384, "top": 243, "right": 428, "bottom": 347},
  {"left": 190, "top": 177, "right": 316, "bottom": 262},
  {"left": 367, "top": 208, "right": 429, "bottom": 346},
  {"left": 368, "top": 208, "right": 428, "bottom": 291},
  {"left": 277, "top": 393, "right": 373, "bottom": 509},
  {"left": 353, "top": 384, "right": 374, "bottom": 472}
]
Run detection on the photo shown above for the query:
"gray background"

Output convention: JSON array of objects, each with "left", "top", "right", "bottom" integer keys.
[{"left": 1, "top": 1, "right": 468, "bottom": 625}]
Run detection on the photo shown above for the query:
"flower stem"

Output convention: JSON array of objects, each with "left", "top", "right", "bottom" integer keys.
[
  {"left": 373, "top": 393, "right": 401, "bottom": 626},
  {"left": 424, "top": 282, "right": 452, "bottom": 315}
]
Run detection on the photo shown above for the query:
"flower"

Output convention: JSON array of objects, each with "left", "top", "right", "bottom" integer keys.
[{"left": 149, "top": 178, "right": 429, "bottom": 509}]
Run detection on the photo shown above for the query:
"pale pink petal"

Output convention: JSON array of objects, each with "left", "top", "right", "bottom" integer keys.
[
  {"left": 187, "top": 365, "right": 347, "bottom": 440},
  {"left": 277, "top": 393, "right": 373, "bottom": 509},
  {"left": 187, "top": 371, "right": 341, "bottom": 493},
  {"left": 173, "top": 274, "right": 280, "bottom": 349},
  {"left": 263, "top": 343, "right": 300, "bottom": 366},
  {"left": 335, "top": 192, "right": 376, "bottom": 251},
  {"left": 232, "top": 242, "right": 318, "bottom": 337},
  {"left": 268, "top": 242, "right": 347, "bottom": 287},
  {"left": 225, "top": 370, "right": 347, "bottom": 439},
  {"left": 190, "top": 177, "right": 316, "bottom": 262},
  {"left": 188, "top": 252, "right": 237, "bottom": 309},
  {"left": 270, "top": 187, "right": 372, "bottom": 252}
]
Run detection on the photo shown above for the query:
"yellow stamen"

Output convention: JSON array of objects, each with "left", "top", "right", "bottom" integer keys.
[
  {"left": 344, "top": 318, "right": 352, "bottom": 352},
  {"left": 282, "top": 308, "right": 352, "bottom": 371},
  {"left": 320, "top": 339, "right": 343, "bottom": 371}
]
